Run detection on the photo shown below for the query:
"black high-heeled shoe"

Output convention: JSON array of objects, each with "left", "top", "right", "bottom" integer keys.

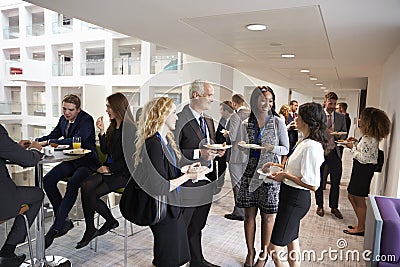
[
  {"left": 254, "top": 252, "right": 268, "bottom": 267},
  {"left": 243, "top": 248, "right": 256, "bottom": 267},
  {"left": 75, "top": 230, "right": 100, "bottom": 249}
]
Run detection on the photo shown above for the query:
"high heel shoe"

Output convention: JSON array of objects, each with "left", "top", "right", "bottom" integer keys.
[
  {"left": 243, "top": 248, "right": 256, "bottom": 267},
  {"left": 254, "top": 252, "right": 268, "bottom": 267},
  {"left": 75, "top": 230, "right": 100, "bottom": 249}
]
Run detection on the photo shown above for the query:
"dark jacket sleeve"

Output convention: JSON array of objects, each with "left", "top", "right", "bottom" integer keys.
[
  {"left": 109, "top": 123, "right": 137, "bottom": 175},
  {"left": 36, "top": 118, "right": 63, "bottom": 143}
]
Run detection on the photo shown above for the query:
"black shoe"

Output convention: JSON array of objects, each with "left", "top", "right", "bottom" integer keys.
[
  {"left": 75, "top": 230, "right": 100, "bottom": 249},
  {"left": 190, "top": 259, "right": 220, "bottom": 267},
  {"left": 331, "top": 208, "right": 343, "bottom": 219},
  {"left": 99, "top": 219, "right": 119, "bottom": 236},
  {"left": 224, "top": 213, "right": 244, "bottom": 221},
  {"left": 0, "top": 253, "right": 26, "bottom": 267},
  {"left": 54, "top": 219, "right": 74, "bottom": 238},
  {"left": 45, "top": 228, "right": 59, "bottom": 249}
]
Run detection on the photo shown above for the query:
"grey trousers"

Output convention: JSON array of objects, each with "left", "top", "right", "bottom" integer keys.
[{"left": 228, "top": 163, "right": 245, "bottom": 217}]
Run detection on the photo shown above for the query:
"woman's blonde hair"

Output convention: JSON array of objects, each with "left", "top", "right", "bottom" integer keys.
[
  {"left": 278, "top": 104, "right": 291, "bottom": 123},
  {"left": 134, "top": 97, "right": 181, "bottom": 167}
]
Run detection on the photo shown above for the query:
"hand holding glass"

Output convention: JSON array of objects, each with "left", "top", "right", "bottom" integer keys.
[{"left": 73, "top": 136, "right": 81, "bottom": 149}]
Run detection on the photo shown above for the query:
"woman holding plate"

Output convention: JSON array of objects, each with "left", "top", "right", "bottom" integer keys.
[
  {"left": 237, "top": 86, "right": 289, "bottom": 267},
  {"left": 265, "top": 102, "right": 329, "bottom": 267}
]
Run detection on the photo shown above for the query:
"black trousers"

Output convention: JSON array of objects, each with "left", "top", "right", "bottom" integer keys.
[
  {"left": 315, "top": 150, "right": 342, "bottom": 209},
  {"left": 2, "top": 186, "right": 44, "bottom": 246},
  {"left": 182, "top": 203, "right": 212, "bottom": 263}
]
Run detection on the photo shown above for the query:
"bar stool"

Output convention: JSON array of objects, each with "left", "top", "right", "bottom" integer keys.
[{"left": 0, "top": 204, "right": 34, "bottom": 267}]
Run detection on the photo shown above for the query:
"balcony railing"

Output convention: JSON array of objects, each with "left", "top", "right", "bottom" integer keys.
[
  {"left": 151, "top": 56, "right": 179, "bottom": 74},
  {"left": 27, "top": 24, "right": 45, "bottom": 36},
  {"left": 0, "top": 101, "right": 22, "bottom": 115},
  {"left": 82, "top": 61, "right": 104, "bottom": 75},
  {"left": 52, "top": 21, "right": 73, "bottom": 34},
  {"left": 52, "top": 62, "right": 73, "bottom": 76},
  {"left": 113, "top": 57, "right": 140, "bottom": 75},
  {"left": 28, "top": 103, "right": 46, "bottom": 116},
  {"left": 81, "top": 22, "right": 103, "bottom": 31},
  {"left": 3, "top": 26, "right": 20, "bottom": 39}
]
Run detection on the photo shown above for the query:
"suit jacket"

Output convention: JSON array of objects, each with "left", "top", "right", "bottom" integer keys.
[
  {"left": 99, "top": 121, "right": 136, "bottom": 177},
  {"left": 345, "top": 113, "right": 351, "bottom": 136},
  {"left": 228, "top": 107, "right": 250, "bottom": 164},
  {"left": 37, "top": 110, "right": 100, "bottom": 170},
  {"left": 287, "top": 113, "right": 299, "bottom": 146},
  {"left": 329, "top": 111, "right": 347, "bottom": 157},
  {"left": 0, "top": 124, "right": 43, "bottom": 220},
  {"left": 215, "top": 117, "right": 230, "bottom": 162}
]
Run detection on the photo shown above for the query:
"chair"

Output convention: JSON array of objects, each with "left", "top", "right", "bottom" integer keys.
[{"left": 0, "top": 205, "right": 34, "bottom": 267}]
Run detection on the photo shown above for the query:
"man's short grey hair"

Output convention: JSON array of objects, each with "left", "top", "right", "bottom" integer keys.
[{"left": 189, "top": 79, "right": 206, "bottom": 99}]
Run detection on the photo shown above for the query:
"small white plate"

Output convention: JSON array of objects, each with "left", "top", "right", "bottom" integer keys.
[
  {"left": 203, "top": 144, "right": 232, "bottom": 150},
  {"left": 54, "top": 144, "right": 70, "bottom": 150},
  {"left": 238, "top": 143, "right": 263, "bottom": 149},
  {"left": 220, "top": 130, "right": 229, "bottom": 134},
  {"left": 256, "top": 168, "right": 277, "bottom": 183},
  {"left": 335, "top": 141, "right": 350, "bottom": 145},
  {"left": 330, "top": 131, "right": 347, "bottom": 135},
  {"left": 63, "top": 149, "right": 91, "bottom": 155}
]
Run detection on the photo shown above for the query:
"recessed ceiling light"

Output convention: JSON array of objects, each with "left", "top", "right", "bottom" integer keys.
[
  {"left": 300, "top": 69, "right": 310, "bottom": 73},
  {"left": 315, "top": 83, "right": 323, "bottom": 86},
  {"left": 281, "top": 54, "right": 295, "bottom": 58},
  {"left": 323, "top": 89, "right": 329, "bottom": 93},
  {"left": 309, "top": 77, "right": 317, "bottom": 81},
  {"left": 320, "top": 86, "right": 326, "bottom": 89},
  {"left": 131, "top": 47, "right": 135, "bottom": 50},
  {"left": 246, "top": 24, "right": 267, "bottom": 31},
  {"left": 270, "top": 42, "right": 282, "bottom": 47}
]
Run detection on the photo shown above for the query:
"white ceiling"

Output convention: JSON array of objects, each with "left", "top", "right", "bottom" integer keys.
[{"left": 25, "top": 0, "right": 400, "bottom": 95}]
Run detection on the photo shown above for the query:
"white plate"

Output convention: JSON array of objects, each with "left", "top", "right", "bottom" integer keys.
[
  {"left": 238, "top": 143, "right": 263, "bottom": 149},
  {"left": 220, "top": 129, "right": 229, "bottom": 134},
  {"left": 330, "top": 131, "right": 347, "bottom": 135},
  {"left": 54, "top": 144, "right": 70, "bottom": 150},
  {"left": 335, "top": 141, "right": 350, "bottom": 145},
  {"left": 203, "top": 144, "right": 232, "bottom": 150},
  {"left": 63, "top": 149, "right": 91, "bottom": 155},
  {"left": 256, "top": 168, "right": 279, "bottom": 183}
]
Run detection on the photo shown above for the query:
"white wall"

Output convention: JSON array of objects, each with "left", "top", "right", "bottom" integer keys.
[{"left": 376, "top": 43, "right": 400, "bottom": 197}]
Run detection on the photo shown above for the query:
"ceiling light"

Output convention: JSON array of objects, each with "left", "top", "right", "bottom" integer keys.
[
  {"left": 320, "top": 86, "right": 326, "bottom": 89},
  {"left": 281, "top": 54, "right": 295, "bottom": 58},
  {"left": 315, "top": 83, "right": 323, "bottom": 86},
  {"left": 131, "top": 47, "right": 135, "bottom": 50},
  {"left": 324, "top": 89, "right": 329, "bottom": 93},
  {"left": 246, "top": 24, "right": 267, "bottom": 31},
  {"left": 309, "top": 77, "right": 317, "bottom": 81},
  {"left": 270, "top": 42, "right": 282, "bottom": 47},
  {"left": 300, "top": 69, "right": 310, "bottom": 73}
]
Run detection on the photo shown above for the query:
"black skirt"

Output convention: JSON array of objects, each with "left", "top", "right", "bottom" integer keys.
[
  {"left": 347, "top": 159, "right": 375, "bottom": 197},
  {"left": 271, "top": 183, "right": 310, "bottom": 246},
  {"left": 149, "top": 209, "right": 190, "bottom": 267}
]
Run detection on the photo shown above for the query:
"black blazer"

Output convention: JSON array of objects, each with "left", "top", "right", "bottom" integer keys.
[
  {"left": 215, "top": 117, "right": 230, "bottom": 161},
  {"left": 37, "top": 110, "right": 100, "bottom": 170},
  {"left": 0, "top": 124, "right": 43, "bottom": 220},
  {"left": 99, "top": 122, "right": 136, "bottom": 177},
  {"left": 137, "top": 135, "right": 181, "bottom": 217},
  {"left": 287, "top": 113, "right": 298, "bottom": 146},
  {"left": 174, "top": 104, "right": 217, "bottom": 183}
]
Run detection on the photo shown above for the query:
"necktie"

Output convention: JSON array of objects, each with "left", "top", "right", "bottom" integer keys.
[
  {"left": 327, "top": 114, "right": 333, "bottom": 130},
  {"left": 199, "top": 116, "right": 207, "bottom": 138},
  {"left": 65, "top": 122, "right": 71, "bottom": 137}
]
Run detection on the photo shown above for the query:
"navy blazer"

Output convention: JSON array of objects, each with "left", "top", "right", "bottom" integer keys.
[
  {"left": 0, "top": 124, "right": 43, "bottom": 220},
  {"left": 37, "top": 110, "right": 100, "bottom": 170}
]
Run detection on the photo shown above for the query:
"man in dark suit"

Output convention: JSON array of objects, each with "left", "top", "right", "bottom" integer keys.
[
  {"left": 214, "top": 100, "right": 234, "bottom": 193},
  {"left": 287, "top": 100, "right": 299, "bottom": 151},
  {"left": 315, "top": 92, "right": 347, "bottom": 219},
  {"left": 35, "top": 94, "right": 101, "bottom": 248},
  {"left": 174, "top": 80, "right": 223, "bottom": 267},
  {"left": 224, "top": 94, "right": 250, "bottom": 221},
  {"left": 0, "top": 124, "right": 44, "bottom": 266},
  {"left": 336, "top": 102, "right": 351, "bottom": 135}
]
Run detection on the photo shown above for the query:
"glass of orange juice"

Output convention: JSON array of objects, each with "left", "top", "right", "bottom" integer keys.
[{"left": 73, "top": 136, "right": 81, "bottom": 149}]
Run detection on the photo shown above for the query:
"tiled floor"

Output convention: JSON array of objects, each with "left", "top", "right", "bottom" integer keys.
[{"left": 2, "top": 149, "right": 367, "bottom": 266}]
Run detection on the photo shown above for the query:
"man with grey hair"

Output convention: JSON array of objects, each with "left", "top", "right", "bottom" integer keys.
[{"left": 174, "top": 80, "right": 222, "bottom": 267}]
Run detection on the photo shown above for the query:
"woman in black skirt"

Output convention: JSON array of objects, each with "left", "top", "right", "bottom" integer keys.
[
  {"left": 264, "top": 103, "right": 330, "bottom": 267},
  {"left": 344, "top": 107, "right": 390, "bottom": 236},
  {"left": 134, "top": 97, "right": 205, "bottom": 267}
]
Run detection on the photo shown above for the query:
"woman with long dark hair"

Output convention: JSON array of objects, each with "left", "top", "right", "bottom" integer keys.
[
  {"left": 266, "top": 102, "right": 330, "bottom": 267},
  {"left": 237, "top": 86, "right": 289, "bottom": 267},
  {"left": 76, "top": 92, "right": 137, "bottom": 249}
]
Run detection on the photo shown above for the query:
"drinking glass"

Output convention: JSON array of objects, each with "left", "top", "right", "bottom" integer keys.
[{"left": 73, "top": 136, "right": 81, "bottom": 149}]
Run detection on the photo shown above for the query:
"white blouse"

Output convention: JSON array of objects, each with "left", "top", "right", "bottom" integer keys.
[
  {"left": 350, "top": 135, "right": 379, "bottom": 164},
  {"left": 283, "top": 139, "right": 325, "bottom": 190}
]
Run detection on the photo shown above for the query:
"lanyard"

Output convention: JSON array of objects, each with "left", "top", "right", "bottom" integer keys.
[
  {"left": 156, "top": 133, "right": 180, "bottom": 192},
  {"left": 254, "top": 114, "right": 271, "bottom": 144}
]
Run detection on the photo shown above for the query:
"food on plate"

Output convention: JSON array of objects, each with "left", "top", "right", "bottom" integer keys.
[
  {"left": 338, "top": 140, "right": 346, "bottom": 142},
  {"left": 222, "top": 142, "right": 226, "bottom": 147},
  {"left": 50, "top": 143, "right": 59, "bottom": 148}
]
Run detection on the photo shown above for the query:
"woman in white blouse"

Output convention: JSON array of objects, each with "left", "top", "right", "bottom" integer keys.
[
  {"left": 263, "top": 102, "right": 330, "bottom": 267},
  {"left": 343, "top": 107, "right": 390, "bottom": 236}
]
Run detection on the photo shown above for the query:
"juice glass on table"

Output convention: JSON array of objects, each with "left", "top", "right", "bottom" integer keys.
[{"left": 73, "top": 136, "right": 81, "bottom": 149}]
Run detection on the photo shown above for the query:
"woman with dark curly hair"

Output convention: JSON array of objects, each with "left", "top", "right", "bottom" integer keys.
[
  {"left": 343, "top": 107, "right": 390, "bottom": 236},
  {"left": 264, "top": 102, "right": 330, "bottom": 267}
]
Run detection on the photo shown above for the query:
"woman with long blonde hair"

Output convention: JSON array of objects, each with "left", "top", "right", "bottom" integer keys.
[{"left": 134, "top": 97, "right": 204, "bottom": 267}]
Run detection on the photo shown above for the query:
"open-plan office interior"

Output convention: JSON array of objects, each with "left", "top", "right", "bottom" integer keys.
[{"left": 1, "top": 0, "right": 400, "bottom": 266}]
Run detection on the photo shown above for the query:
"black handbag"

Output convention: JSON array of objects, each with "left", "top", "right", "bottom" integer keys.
[
  {"left": 120, "top": 171, "right": 167, "bottom": 226},
  {"left": 374, "top": 149, "right": 384, "bottom": 173}
]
